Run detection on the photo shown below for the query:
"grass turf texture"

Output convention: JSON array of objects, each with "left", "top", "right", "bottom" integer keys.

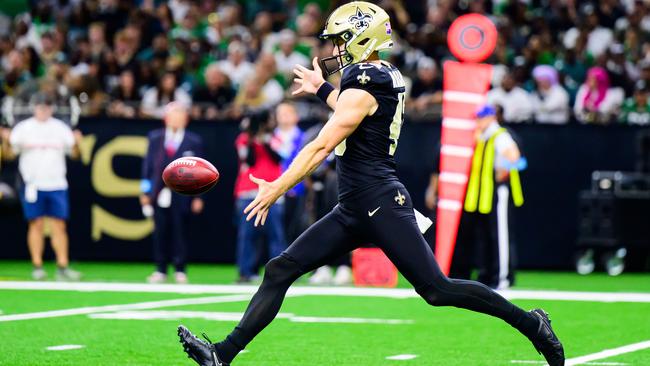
[{"left": 0, "top": 261, "right": 649, "bottom": 365}]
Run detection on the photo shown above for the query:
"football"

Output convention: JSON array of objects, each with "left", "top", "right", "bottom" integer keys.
[{"left": 162, "top": 157, "right": 219, "bottom": 195}]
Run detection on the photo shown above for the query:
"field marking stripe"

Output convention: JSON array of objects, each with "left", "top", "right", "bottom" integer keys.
[
  {"left": 0, "top": 294, "right": 253, "bottom": 322},
  {"left": 565, "top": 339, "right": 650, "bottom": 366},
  {"left": 512, "top": 362, "right": 628, "bottom": 365},
  {"left": 0, "top": 281, "right": 650, "bottom": 303},
  {"left": 88, "top": 310, "right": 413, "bottom": 325}
]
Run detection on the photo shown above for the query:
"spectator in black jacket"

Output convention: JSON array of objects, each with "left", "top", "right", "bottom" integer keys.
[{"left": 191, "top": 64, "right": 236, "bottom": 120}]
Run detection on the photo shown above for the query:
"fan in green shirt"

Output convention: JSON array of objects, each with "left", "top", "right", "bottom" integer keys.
[{"left": 621, "top": 81, "right": 650, "bottom": 126}]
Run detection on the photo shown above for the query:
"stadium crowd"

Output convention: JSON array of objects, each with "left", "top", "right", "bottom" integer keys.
[{"left": 1, "top": 0, "right": 650, "bottom": 125}]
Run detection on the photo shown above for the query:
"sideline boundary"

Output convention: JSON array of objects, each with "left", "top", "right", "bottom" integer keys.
[{"left": 1, "top": 281, "right": 650, "bottom": 303}]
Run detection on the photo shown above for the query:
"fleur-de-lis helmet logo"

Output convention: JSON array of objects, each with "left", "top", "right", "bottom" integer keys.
[{"left": 348, "top": 7, "right": 373, "bottom": 30}]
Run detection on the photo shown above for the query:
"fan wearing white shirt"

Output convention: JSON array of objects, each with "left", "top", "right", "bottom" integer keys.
[
  {"left": 487, "top": 73, "right": 533, "bottom": 123},
  {"left": 0, "top": 93, "right": 82, "bottom": 281},
  {"left": 530, "top": 65, "right": 570, "bottom": 124},
  {"left": 274, "top": 30, "right": 310, "bottom": 82}
]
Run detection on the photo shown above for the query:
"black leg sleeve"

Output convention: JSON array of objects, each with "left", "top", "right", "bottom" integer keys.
[
  {"left": 216, "top": 207, "right": 360, "bottom": 363},
  {"left": 366, "top": 190, "right": 540, "bottom": 340}
]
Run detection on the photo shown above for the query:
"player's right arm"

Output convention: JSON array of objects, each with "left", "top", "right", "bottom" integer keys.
[
  {"left": 244, "top": 87, "right": 377, "bottom": 226},
  {"left": 293, "top": 57, "right": 339, "bottom": 109}
]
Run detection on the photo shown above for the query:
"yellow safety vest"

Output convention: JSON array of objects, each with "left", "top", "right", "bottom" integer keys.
[{"left": 464, "top": 128, "right": 524, "bottom": 214}]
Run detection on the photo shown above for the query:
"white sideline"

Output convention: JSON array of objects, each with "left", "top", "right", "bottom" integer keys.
[
  {"left": 1, "top": 281, "right": 650, "bottom": 303},
  {"left": 88, "top": 310, "right": 414, "bottom": 325},
  {"left": 0, "top": 294, "right": 253, "bottom": 322},
  {"left": 565, "top": 340, "right": 650, "bottom": 366}
]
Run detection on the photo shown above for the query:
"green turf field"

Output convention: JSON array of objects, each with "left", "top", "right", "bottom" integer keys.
[{"left": 1, "top": 261, "right": 649, "bottom": 365}]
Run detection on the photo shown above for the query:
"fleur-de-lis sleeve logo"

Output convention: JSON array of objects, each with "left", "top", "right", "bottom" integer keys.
[
  {"left": 357, "top": 71, "right": 370, "bottom": 85},
  {"left": 394, "top": 190, "right": 406, "bottom": 206},
  {"left": 348, "top": 7, "right": 373, "bottom": 30}
]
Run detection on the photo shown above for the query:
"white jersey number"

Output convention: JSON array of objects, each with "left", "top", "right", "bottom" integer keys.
[{"left": 388, "top": 68, "right": 406, "bottom": 156}]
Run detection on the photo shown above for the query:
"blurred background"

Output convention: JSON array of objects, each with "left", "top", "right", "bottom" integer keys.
[{"left": 0, "top": 0, "right": 649, "bottom": 281}]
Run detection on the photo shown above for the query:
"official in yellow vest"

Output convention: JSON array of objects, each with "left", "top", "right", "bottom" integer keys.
[{"left": 453, "top": 105, "right": 524, "bottom": 290}]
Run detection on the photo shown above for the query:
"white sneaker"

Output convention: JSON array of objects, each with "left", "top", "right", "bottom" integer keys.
[
  {"left": 32, "top": 267, "right": 47, "bottom": 281},
  {"left": 332, "top": 265, "right": 353, "bottom": 286},
  {"left": 309, "top": 266, "right": 333, "bottom": 285},
  {"left": 174, "top": 272, "right": 188, "bottom": 284},
  {"left": 147, "top": 271, "right": 167, "bottom": 283},
  {"left": 56, "top": 268, "right": 82, "bottom": 282}
]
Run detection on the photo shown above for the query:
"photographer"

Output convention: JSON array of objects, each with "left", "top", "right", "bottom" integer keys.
[{"left": 233, "top": 109, "right": 286, "bottom": 283}]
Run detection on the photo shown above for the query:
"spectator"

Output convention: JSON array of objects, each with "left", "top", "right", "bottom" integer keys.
[
  {"left": 140, "top": 102, "right": 204, "bottom": 284},
  {"left": 408, "top": 57, "right": 442, "bottom": 113},
  {"left": 218, "top": 41, "right": 254, "bottom": 89},
  {"left": 0, "top": 93, "right": 82, "bottom": 281},
  {"left": 555, "top": 48, "right": 590, "bottom": 105},
  {"left": 273, "top": 29, "right": 309, "bottom": 82},
  {"left": 563, "top": 4, "right": 613, "bottom": 58},
  {"left": 255, "top": 53, "right": 285, "bottom": 106},
  {"left": 140, "top": 71, "right": 192, "bottom": 119},
  {"left": 232, "top": 63, "right": 284, "bottom": 117},
  {"left": 233, "top": 109, "right": 286, "bottom": 283},
  {"left": 605, "top": 43, "right": 638, "bottom": 96},
  {"left": 113, "top": 30, "right": 138, "bottom": 73},
  {"left": 107, "top": 69, "right": 140, "bottom": 118},
  {"left": 640, "top": 60, "right": 650, "bottom": 86},
  {"left": 191, "top": 64, "right": 236, "bottom": 120},
  {"left": 88, "top": 22, "right": 110, "bottom": 61},
  {"left": 487, "top": 72, "right": 533, "bottom": 123},
  {"left": 621, "top": 81, "right": 650, "bottom": 126},
  {"left": 530, "top": 65, "right": 570, "bottom": 124},
  {"left": 574, "top": 67, "right": 624, "bottom": 124},
  {"left": 274, "top": 101, "right": 306, "bottom": 243}
]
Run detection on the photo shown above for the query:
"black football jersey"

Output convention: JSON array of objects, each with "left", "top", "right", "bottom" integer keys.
[{"left": 335, "top": 61, "right": 406, "bottom": 201}]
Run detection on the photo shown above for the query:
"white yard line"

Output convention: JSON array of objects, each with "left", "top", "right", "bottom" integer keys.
[
  {"left": 46, "top": 345, "right": 85, "bottom": 351},
  {"left": 0, "top": 294, "right": 254, "bottom": 322},
  {"left": 88, "top": 310, "right": 413, "bottom": 325},
  {"left": 1, "top": 281, "right": 649, "bottom": 303},
  {"left": 565, "top": 340, "right": 650, "bottom": 366},
  {"left": 386, "top": 354, "right": 418, "bottom": 360},
  {"left": 511, "top": 361, "right": 628, "bottom": 365}
]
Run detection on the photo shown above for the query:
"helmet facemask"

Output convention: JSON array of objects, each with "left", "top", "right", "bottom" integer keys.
[{"left": 320, "top": 31, "right": 355, "bottom": 75}]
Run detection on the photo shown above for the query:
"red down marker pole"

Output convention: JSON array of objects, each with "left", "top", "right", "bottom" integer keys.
[{"left": 435, "top": 14, "right": 496, "bottom": 275}]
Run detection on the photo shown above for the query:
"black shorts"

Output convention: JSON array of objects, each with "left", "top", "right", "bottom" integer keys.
[{"left": 282, "top": 182, "right": 445, "bottom": 290}]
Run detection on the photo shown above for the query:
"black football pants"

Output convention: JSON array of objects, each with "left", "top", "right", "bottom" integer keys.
[{"left": 222, "top": 183, "right": 537, "bottom": 356}]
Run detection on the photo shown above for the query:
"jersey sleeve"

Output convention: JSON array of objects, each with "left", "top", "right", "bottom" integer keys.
[
  {"left": 339, "top": 63, "right": 393, "bottom": 100},
  {"left": 60, "top": 122, "right": 75, "bottom": 151}
]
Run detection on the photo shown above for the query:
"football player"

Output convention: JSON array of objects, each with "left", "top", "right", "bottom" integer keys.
[{"left": 178, "top": 2, "right": 564, "bottom": 365}]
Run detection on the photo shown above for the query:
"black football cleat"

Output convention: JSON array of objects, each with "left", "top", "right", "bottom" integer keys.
[
  {"left": 178, "top": 325, "right": 229, "bottom": 366},
  {"left": 529, "top": 309, "right": 565, "bottom": 366}
]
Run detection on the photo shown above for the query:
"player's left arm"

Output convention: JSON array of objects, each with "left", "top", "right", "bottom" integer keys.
[{"left": 244, "top": 88, "right": 377, "bottom": 226}]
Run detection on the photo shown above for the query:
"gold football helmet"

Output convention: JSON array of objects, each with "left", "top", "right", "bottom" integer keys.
[{"left": 320, "top": 1, "right": 393, "bottom": 74}]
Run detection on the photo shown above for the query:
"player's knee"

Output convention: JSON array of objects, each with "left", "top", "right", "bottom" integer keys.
[
  {"left": 416, "top": 281, "right": 453, "bottom": 307},
  {"left": 263, "top": 255, "right": 302, "bottom": 286}
]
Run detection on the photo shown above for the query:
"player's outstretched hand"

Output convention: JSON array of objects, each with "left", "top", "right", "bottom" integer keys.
[
  {"left": 244, "top": 174, "right": 283, "bottom": 227},
  {"left": 292, "top": 57, "right": 325, "bottom": 96}
]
